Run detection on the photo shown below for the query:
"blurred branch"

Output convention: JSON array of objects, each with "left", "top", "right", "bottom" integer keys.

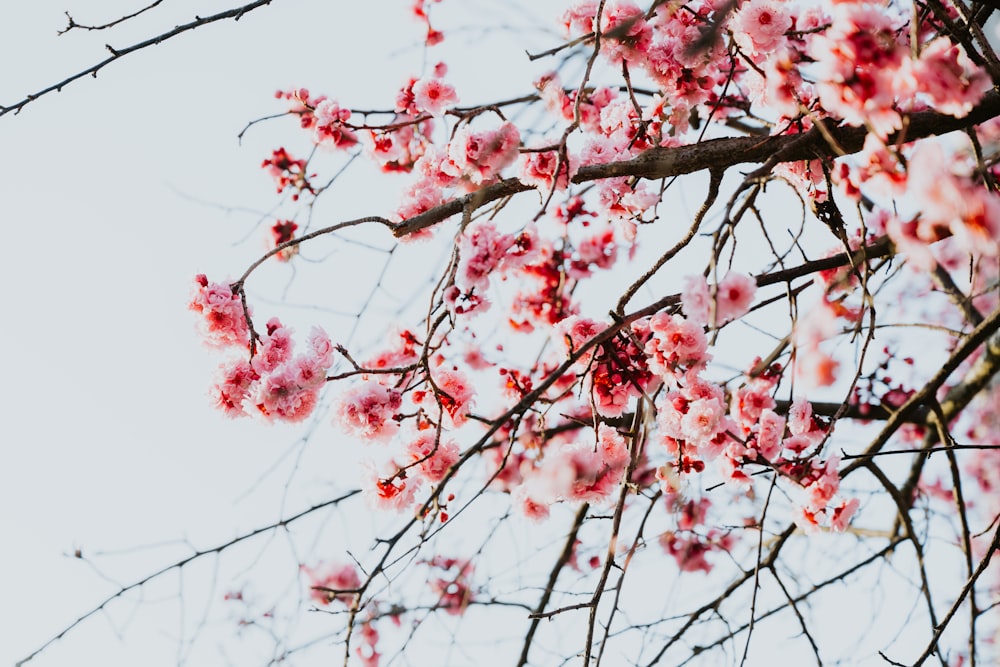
[{"left": 15, "top": 490, "right": 359, "bottom": 667}]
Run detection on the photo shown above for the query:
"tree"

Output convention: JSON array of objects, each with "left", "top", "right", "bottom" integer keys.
[{"left": 8, "top": 0, "right": 1000, "bottom": 665}]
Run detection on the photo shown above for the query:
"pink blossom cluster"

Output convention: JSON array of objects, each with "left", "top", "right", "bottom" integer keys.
[
  {"left": 535, "top": 71, "right": 616, "bottom": 134},
  {"left": 361, "top": 458, "right": 422, "bottom": 513},
  {"left": 424, "top": 556, "right": 474, "bottom": 615},
  {"left": 560, "top": 1, "right": 734, "bottom": 134},
  {"left": 681, "top": 273, "right": 757, "bottom": 327},
  {"left": 261, "top": 147, "right": 314, "bottom": 200},
  {"left": 644, "top": 313, "right": 710, "bottom": 377},
  {"left": 410, "top": 0, "right": 444, "bottom": 46},
  {"left": 659, "top": 493, "right": 735, "bottom": 574},
  {"left": 508, "top": 235, "right": 577, "bottom": 331},
  {"left": 442, "top": 121, "right": 521, "bottom": 187},
  {"left": 555, "top": 316, "right": 653, "bottom": 417},
  {"left": 189, "top": 275, "right": 250, "bottom": 348},
  {"left": 886, "top": 141, "right": 1000, "bottom": 267},
  {"left": 275, "top": 86, "right": 358, "bottom": 149},
  {"left": 406, "top": 430, "right": 460, "bottom": 483},
  {"left": 191, "top": 277, "right": 335, "bottom": 423},
  {"left": 787, "top": 454, "right": 860, "bottom": 533},
  {"left": 334, "top": 379, "right": 404, "bottom": 442},
  {"left": 301, "top": 561, "right": 361, "bottom": 606},
  {"left": 214, "top": 318, "right": 334, "bottom": 422},
  {"left": 809, "top": 4, "right": 990, "bottom": 136},
  {"left": 355, "top": 619, "right": 381, "bottom": 667},
  {"left": 517, "top": 144, "right": 576, "bottom": 194},
  {"left": 389, "top": 119, "right": 520, "bottom": 224},
  {"left": 447, "top": 219, "right": 517, "bottom": 315},
  {"left": 402, "top": 74, "right": 458, "bottom": 117},
  {"left": 267, "top": 220, "right": 298, "bottom": 262},
  {"left": 340, "top": 365, "right": 473, "bottom": 514},
  {"left": 515, "top": 424, "right": 630, "bottom": 519}
]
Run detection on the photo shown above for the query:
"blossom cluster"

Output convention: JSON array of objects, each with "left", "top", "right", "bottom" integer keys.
[{"left": 190, "top": 278, "right": 335, "bottom": 422}]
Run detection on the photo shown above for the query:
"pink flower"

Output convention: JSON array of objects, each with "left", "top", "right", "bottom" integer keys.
[
  {"left": 394, "top": 177, "right": 446, "bottom": 223},
  {"left": 731, "top": 0, "right": 792, "bottom": 57},
  {"left": 787, "top": 398, "right": 813, "bottom": 436},
  {"left": 798, "top": 348, "right": 840, "bottom": 389},
  {"left": 553, "top": 315, "right": 607, "bottom": 358},
  {"left": 561, "top": 1, "right": 599, "bottom": 37},
  {"left": 730, "top": 384, "right": 777, "bottom": 431},
  {"left": 597, "top": 1, "right": 652, "bottom": 65},
  {"left": 251, "top": 317, "right": 294, "bottom": 375},
  {"left": 517, "top": 146, "right": 575, "bottom": 192},
  {"left": 557, "top": 444, "right": 623, "bottom": 503},
  {"left": 335, "top": 380, "right": 403, "bottom": 442},
  {"left": 755, "top": 409, "right": 785, "bottom": 460},
  {"left": 261, "top": 147, "right": 314, "bottom": 198},
  {"left": 411, "top": 77, "right": 458, "bottom": 116},
  {"left": 361, "top": 459, "right": 421, "bottom": 512},
  {"left": 512, "top": 484, "right": 551, "bottom": 521},
  {"left": 830, "top": 497, "right": 860, "bottom": 532},
  {"left": 645, "top": 313, "right": 710, "bottom": 377},
  {"left": 364, "top": 328, "right": 421, "bottom": 371},
  {"left": 913, "top": 38, "right": 991, "bottom": 118},
  {"left": 809, "top": 4, "right": 909, "bottom": 136},
  {"left": 681, "top": 275, "right": 711, "bottom": 326},
  {"left": 189, "top": 275, "right": 249, "bottom": 348},
  {"left": 301, "top": 561, "right": 362, "bottom": 606},
  {"left": 254, "top": 362, "right": 321, "bottom": 422},
  {"left": 426, "top": 557, "right": 474, "bottom": 615},
  {"left": 905, "top": 142, "right": 1000, "bottom": 258},
  {"left": 307, "top": 326, "right": 335, "bottom": 368},
  {"left": 462, "top": 344, "right": 494, "bottom": 370},
  {"left": 715, "top": 273, "right": 757, "bottom": 324},
  {"left": 313, "top": 99, "right": 358, "bottom": 148},
  {"left": 430, "top": 369, "right": 474, "bottom": 428},
  {"left": 406, "top": 431, "right": 461, "bottom": 483},
  {"left": 569, "top": 226, "right": 618, "bottom": 278},
  {"left": 597, "top": 423, "right": 630, "bottom": 471},
  {"left": 267, "top": 220, "right": 298, "bottom": 261},
  {"left": 456, "top": 220, "right": 514, "bottom": 293},
  {"left": 210, "top": 358, "right": 257, "bottom": 418},
  {"left": 443, "top": 121, "right": 521, "bottom": 186},
  {"left": 683, "top": 273, "right": 757, "bottom": 326}
]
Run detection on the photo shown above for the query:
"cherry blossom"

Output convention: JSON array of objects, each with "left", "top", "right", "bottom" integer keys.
[
  {"left": 410, "top": 77, "right": 458, "bottom": 116},
  {"left": 189, "top": 275, "right": 250, "bottom": 348},
  {"left": 335, "top": 380, "right": 404, "bottom": 442},
  {"left": 405, "top": 430, "right": 460, "bottom": 483},
  {"left": 301, "top": 561, "right": 362, "bottom": 606}
]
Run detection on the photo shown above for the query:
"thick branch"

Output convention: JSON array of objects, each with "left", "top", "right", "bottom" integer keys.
[{"left": 393, "top": 92, "right": 1000, "bottom": 238}]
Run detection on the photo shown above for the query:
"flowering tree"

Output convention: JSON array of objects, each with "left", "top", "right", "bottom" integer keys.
[{"left": 12, "top": 0, "right": 1000, "bottom": 665}]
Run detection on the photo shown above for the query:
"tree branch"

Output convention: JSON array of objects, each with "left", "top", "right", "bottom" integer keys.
[{"left": 1, "top": 0, "right": 278, "bottom": 117}]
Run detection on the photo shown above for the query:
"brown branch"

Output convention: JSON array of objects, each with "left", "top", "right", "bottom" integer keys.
[
  {"left": 843, "top": 303, "right": 1000, "bottom": 478},
  {"left": 392, "top": 92, "right": 1000, "bottom": 239},
  {"left": 909, "top": 521, "right": 1000, "bottom": 666},
  {"left": 58, "top": 1, "right": 167, "bottom": 34},
  {"left": 516, "top": 503, "right": 589, "bottom": 667},
  {"left": 2, "top": 0, "right": 278, "bottom": 117}
]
